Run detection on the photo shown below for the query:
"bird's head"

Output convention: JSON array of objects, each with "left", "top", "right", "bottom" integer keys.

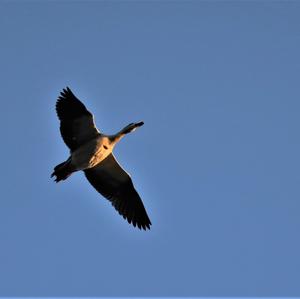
[
  {"left": 111, "top": 121, "right": 144, "bottom": 144},
  {"left": 122, "top": 121, "right": 144, "bottom": 134}
]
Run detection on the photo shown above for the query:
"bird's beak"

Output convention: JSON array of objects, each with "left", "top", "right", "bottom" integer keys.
[{"left": 135, "top": 121, "right": 144, "bottom": 127}]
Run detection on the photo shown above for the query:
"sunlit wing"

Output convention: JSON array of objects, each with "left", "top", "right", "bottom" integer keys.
[
  {"left": 84, "top": 154, "right": 152, "bottom": 230},
  {"left": 55, "top": 87, "right": 100, "bottom": 151}
]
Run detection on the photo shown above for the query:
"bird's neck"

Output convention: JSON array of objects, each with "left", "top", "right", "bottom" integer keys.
[{"left": 109, "top": 130, "right": 127, "bottom": 144}]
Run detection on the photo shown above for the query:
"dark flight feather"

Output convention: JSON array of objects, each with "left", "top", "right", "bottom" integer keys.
[
  {"left": 84, "top": 154, "right": 152, "bottom": 230},
  {"left": 55, "top": 87, "right": 100, "bottom": 151}
]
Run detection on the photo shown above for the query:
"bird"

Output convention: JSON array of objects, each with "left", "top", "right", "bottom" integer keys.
[{"left": 51, "top": 87, "right": 151, "bottom": 230}]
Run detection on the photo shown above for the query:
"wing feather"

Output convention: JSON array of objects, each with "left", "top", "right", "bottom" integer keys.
[
  {"left": 55, "top": 87, "right": 100, "bottom": 151},
  {"left": 84, "top": 154, "right": 151, "bottom": 230}
]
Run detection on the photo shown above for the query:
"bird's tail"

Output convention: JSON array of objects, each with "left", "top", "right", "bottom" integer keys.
[{"left": 51, "top": 158, "right": 73, "bottom": 183}]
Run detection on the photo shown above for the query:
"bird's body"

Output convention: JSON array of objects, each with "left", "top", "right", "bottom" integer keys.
[
  {"left": 70, "top": 135, "right": 113, "bottom": 170},
  {"left": 51, "top": 87, "right": 151, "bottom": 230}
]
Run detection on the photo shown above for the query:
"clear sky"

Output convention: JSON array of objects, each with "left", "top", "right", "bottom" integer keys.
[{"left": 0, "top": 0, "right": 300, "bottom": 296}]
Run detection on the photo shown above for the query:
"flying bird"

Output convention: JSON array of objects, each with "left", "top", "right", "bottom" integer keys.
[{"left": 51, "top": 87, "right": 151, "bottom": 230}]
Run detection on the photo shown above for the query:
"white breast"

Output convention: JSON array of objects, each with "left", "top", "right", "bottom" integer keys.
[{"left": 70, "top": 136, "right": 113, "bottom": 171}]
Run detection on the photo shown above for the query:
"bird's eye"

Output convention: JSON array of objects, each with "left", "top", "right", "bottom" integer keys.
[{"left": 103, "top": 145, "right": 108, "bottom": 149}]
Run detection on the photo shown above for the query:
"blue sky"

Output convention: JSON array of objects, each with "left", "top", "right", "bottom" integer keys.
[{"left": 0, "top": 0, "right": 300, "bottom": 296}]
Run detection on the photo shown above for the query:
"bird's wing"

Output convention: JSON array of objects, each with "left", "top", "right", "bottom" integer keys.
[
  {"left": 84, "top": 154, "right": 152, "bottom": 230},
  {"left": 55, "top": 87, "right": 100, "bottom": 151}
]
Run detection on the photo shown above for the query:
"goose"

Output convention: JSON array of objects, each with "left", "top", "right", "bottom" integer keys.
[{"left": 51, "top": 87, "right": 151, "bottom": 230}]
